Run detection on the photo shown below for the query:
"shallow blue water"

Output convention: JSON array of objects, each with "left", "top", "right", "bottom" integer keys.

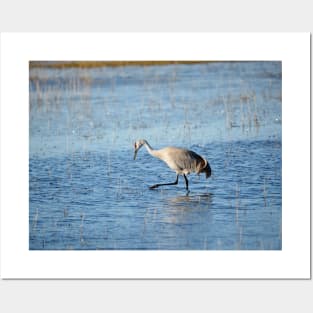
[{"left": 29, "top": 62, "right": 282, "bottom": 250}]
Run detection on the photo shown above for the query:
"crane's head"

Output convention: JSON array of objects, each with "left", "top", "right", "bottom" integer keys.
[{"left": 133, "top": 139, "right": 146, "bottom": 160}]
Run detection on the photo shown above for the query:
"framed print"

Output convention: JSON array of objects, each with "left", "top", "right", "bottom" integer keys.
[{"left": 0, "top": 33, "right": 310, "bottom": 279}]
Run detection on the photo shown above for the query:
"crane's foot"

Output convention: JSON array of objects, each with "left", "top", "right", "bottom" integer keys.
[{"left": 149, "top": 184, "right": 159, "bottom": 190}]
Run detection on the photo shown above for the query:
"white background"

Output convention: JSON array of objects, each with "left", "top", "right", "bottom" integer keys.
[{"left": 0, "top": 1, "right": 312, "bottom": 312}]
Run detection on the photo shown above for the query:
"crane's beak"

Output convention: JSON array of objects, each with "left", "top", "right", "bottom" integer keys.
[{"left": 134, "top": 149, "right": 138, "bottom": 160}]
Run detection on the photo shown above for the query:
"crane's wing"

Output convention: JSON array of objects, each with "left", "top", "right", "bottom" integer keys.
[{"left": 161, "top": 147, "right": 211, "bottom": 177}]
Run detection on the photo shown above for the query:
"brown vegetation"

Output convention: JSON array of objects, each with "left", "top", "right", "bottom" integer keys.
[{"left": 29, "top": 61, "right": 212, "bottom": 69}]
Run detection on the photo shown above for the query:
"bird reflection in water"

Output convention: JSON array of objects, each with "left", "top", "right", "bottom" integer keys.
[
  {"left": 160, "top": 193, "right": 213, "bottom": 225},
  {"left": 167, "top": 193, "right": 213, "bottom": 209}
]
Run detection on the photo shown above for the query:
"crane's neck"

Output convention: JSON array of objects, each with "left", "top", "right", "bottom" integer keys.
[{"left": 143, "top": 140, "right": 159, "bottom": 158}]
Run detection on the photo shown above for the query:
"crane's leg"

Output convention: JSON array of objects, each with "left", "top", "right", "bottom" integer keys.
[
  {"left": 149, "top": 174, "right": 179, "bottom": 190},
  {"left": 183, "top": 174, "right": 189, "bottom": 191}
]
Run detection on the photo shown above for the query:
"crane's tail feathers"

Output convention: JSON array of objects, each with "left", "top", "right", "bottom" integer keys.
[
  {"left": 199, "top": 158, "right": 211, "bottom": 179},
  {"left": 205, "top": 162, "right": 212, "bottom": 178}
]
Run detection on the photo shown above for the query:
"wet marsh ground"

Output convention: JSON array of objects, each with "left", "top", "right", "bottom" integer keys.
[{"left": 29, "top": 61, "right": 282, "bottom": 250}]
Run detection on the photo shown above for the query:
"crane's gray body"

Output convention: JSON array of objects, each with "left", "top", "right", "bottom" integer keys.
[{"left": 134, "top": 139, "right": 211, "bottom": 191}]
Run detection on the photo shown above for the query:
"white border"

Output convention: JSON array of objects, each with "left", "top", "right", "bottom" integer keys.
[{"left": 0, "top": 33, "right": 310, "bottom": 279}]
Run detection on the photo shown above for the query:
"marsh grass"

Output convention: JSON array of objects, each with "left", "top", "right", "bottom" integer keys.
[
  {"left": 31, "top": 208, "right": 39, "bottom": 231},
  {"left": 30, "top": 61, "right": 212, "bottom": 69}
]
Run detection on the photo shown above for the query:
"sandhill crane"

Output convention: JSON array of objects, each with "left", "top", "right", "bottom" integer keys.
[{"left": 133, "top": 139, "right": 211, "bottom": 191}]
